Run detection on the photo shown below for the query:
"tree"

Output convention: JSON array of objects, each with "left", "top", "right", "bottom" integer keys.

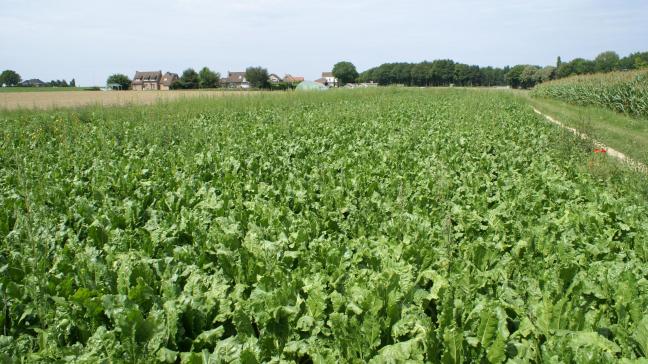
[
  {"left": 506, "top": 65, "right": 526, "bottom": 89},
  {"left": 332, "top": 61, "right": 359, "bottom": 86},
  {"left": 432, "top": 59, "right": 456, "bottom": 86},
  {"left": 594, "top": 51, "right": 620, "bottom": 73},
  {"left": 520, "top": 65, "right": 541, "bottom": 89},
  {"left": 70, "top": 78, "right": 76, "bottom": 87},
  {"left": 411, "top": 62, "right": 431, "bottom": 86},
  {"left": 535, "top": 66, "right": 556, "bottom": 83},
  {"left": 570, "top": 58, "right": 596, "bottom": 75},
  {"left": 106, "top": 74, "right": 131, "bottom": 90},
  {"left": 198, "top": 67, "right": 220, "bottom": 88},
  {"left": 0, "top": 70, "right": 21, "bottom": 86},
  {"left": 373, "top": 64, "right": 395, "bottom": 85},
  {"left": 245, "top": 66, "right": 270, "bottom": 89},
  {"left": 618, "top": 52, "right": 648, "bottom": 70},
  {"left": 632, "top": 52, "right": 648, "bottom": 69},
  {"left": 453, "top": 63, "right": 473, "bottom": 86},
  {"left": 390, "top": 63, "right": 412, "bottom": 85},
  {"left": 556, "top": 56, "right": 562, "bottom": 68},
  {"left": 180, "top": 68, "right": 199, "bottom": 89}
]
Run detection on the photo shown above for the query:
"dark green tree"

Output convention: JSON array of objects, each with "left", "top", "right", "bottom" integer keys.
[
  {"left": 106, "top": 74, "right": 131, "bottom": 90},
  {"left": 572, "top": 58, "right": 596, "bottom": 75},
  {"left": 70, "top": 78, "right": 76, "bottom": 87},
  {"left": 332, "top": 61, "right": 359, "bottom": 86},
  {"left": 536, "top": 66, "right": 556, "bottom": 82},
  {"left": 594, "top": 51, "right": 620, "bottom": 73},
  {"left": 180, "top": 68, "right": 199, "bottom": 89},
  {"left": 389, "top": 63, "right": 412, "bottom": 85},
  {"left": 631, "top": 52, "right": 648, "bottom": 69},
  {"left": 506, "top": 65, "right": 526, "bottom": 88},
  {"left": 198, "top": 67, "right": 220, "bottom": 88},
  {"left": 245, "top": 67, "right": 270, "bottom": 89},
  {"left": 0, "top": 70, "right": 21, "bottom": 86},
  {"left": 453, "top": 63, "right": 473, "bottom": 86},
  {"left": 520, "top": 65, "right": 541, "bottom": 89},
  {"left": 432, "top": 59, "right": 456, "bottom": 86},
  {"left": 411, "top": 62, "right": 431, "bottom": 86}
]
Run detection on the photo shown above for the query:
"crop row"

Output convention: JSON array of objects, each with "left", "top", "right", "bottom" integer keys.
[{"left": 531, "top": 69, "right": 648, "bottom": 118}]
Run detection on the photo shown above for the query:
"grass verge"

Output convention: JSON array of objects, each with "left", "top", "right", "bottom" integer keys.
[{"left": 517, "top": 92, "right": 648, "bottom": 165}]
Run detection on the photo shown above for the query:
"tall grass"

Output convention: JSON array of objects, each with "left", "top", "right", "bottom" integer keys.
[{"left": 531, "top": 69, "right": 648, "bottom": 118}]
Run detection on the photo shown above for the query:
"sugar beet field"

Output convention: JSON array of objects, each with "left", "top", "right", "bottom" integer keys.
[{"left": 1, "top": 89, "right": 647, "bottom": 362}]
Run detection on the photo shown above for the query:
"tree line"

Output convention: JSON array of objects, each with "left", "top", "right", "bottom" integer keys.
[
  {"left": 0, "top": 70, "right": 76, "bottom": 87},
  {"left": 357, "top": 60, "right": 509, "bottom": 87},
  {"left": 357, "top": 50, "right": 648, "bottom": 89}
]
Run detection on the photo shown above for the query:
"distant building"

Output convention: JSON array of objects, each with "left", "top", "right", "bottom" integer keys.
[
  {"left": 160, "top": 72, "right": 179, "bottom": 91},
  {"left": 225, "top": 72, "right": 249, "bottom": 89},
  {"left": 314, "top": 78, "right": 328, "bottom": 86},
  {"left": 132, "top": 71, "right": 162, "bottom": 91},
  {"left": 321, "top": 72, "right": 338, "bottom": 87},
  {"left": 19, "top": 79, "right": 47, "bottom": 87},
  {"left": 268, "top": 74, "right": 282, "bottom": 83},
  {"left": 284, "top": 74, "right": 304, "bottom": 84}
]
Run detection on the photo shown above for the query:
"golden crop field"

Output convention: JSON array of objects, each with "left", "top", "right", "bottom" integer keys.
[{"left": 0, "top": 90, "right": 258, "bottom": 110}]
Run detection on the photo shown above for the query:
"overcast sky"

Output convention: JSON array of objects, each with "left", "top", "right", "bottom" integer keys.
[{"left": 1, "top": 0, "right": 647, "bottom": 86}]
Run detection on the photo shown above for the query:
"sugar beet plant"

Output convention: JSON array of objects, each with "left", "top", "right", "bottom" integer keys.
[
  {"left": 1, "top": 89, "right": 648, "bottom": 362},
  {"left": 531, "top": 69, "right": 648, "bottom": 118}
]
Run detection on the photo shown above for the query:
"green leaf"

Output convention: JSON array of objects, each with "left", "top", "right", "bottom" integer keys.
[
  {"left": 486, "top": 334, "right": 506, "bottom": 364},
  {"left": 635, "top": 317, "right": 648, "bottom": 357},
  {"left": 442, "top": 329, "right": 463, "bottom": 364},
  {"left": 156, "top": 348, "right": 178, "bottom": 363},
  {"left": 477, "top": 308, "right": 498, "bottom": 347}
]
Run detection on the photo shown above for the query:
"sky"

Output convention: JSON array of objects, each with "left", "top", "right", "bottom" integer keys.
[{"left": 1, "top": 0, "right": 647, "bottom": 86}]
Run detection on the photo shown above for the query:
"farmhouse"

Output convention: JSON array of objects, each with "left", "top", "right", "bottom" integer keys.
[
  {"left": 268, "top": 74, "right": 282, "bottom": 83},
  {"left": 283, "top": 74, "right": 304, "bottom": 83},
  {"left": 132, "top": 71, "right": 162, "bottom": 91},
  {"left": 160, "top": 72, "right": 179, "bottom": 91},
  {"left": 19, "top": 79, "right": 47, "bottom": 87},
  {"left": 225, "top": 72, "right": 250, "bottom": 89},
  {"left": 321, "top": 72, "right": 338, "bottom": 87}
]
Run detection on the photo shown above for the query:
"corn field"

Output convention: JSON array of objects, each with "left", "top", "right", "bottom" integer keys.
[{"left": 531, "top": 69, "right": 648, "bottom": 118}]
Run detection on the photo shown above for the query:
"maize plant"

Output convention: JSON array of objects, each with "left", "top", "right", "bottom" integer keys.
[{"left": 532, "top": 69, "right": 648, "bottom": 118}]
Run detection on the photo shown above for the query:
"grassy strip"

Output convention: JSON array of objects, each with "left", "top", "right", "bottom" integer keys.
[{"left": 518, "top": 92, "right": 648, "bottom": 165}]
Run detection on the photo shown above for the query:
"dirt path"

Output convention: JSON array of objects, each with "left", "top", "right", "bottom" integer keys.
[{"left": 533, "top": 108, "right": 648, "bottom": 174}]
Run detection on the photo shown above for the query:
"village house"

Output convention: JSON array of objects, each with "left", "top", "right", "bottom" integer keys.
[
  {"left": 225, "top": 72, "right": 250, "bottom": 89},
  {"left": 268, "top": 74, "right": 282, "bottom": 83},
  {"left": 283, "top": 74, "right": 304, "bottom": 84},
  {"left": 160, "top": 72, "right": 179, "bottom": 91},
  {"left": 19, "top": 79, "right": 47, "bottom": 87},
  {"left": 132, "top": 71, "right": 162, "bottom": 91},
  {"left": 321, "top": 72, "right": 338, "bottom": 87}
]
